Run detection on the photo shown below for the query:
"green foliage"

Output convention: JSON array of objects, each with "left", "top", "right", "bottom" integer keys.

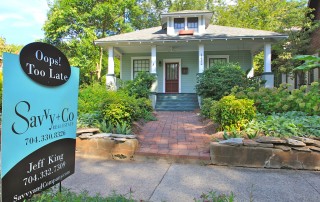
[
  {"left": 200, "top": 98, "right": 216, "bottom": 118},
  {"left": 78, "top": 83, "right": 155, "bottom": 131},
  {"left": 210, "top": 95, "right": 256, "bottom": 131},
  {"left": 294, "top": 55, "right": 320, "bottom": 72},
  {"left": 196, "top": 63, "right": 247, "bottom": 100},
  {"left": 0, "top": 36, "right": 23, "bottom": 55},
  {"left": 245, "top": 112, "right": 320, "bottom": 138},
  {"left": 194, "top": 190, "right": 235, "bottom": 202},
  {"left": 115, "top": 122, "right": 132, "bottom": 135},
  {"left": 77, "top": 113, "right": 100, "bottom": 128},
  {"left": 212, "top": 0, "right": 318, "bottom": 76},
  {"left": 28, "top": 187, "right": 134, "bottom": 202},
  {"left": 232, "top": 82, "right": 320, "bottom": 115},
  {"left": 169, "top": 0, "right": 207, "bottom": 11},
  {"left": 121, "top": 72, "right": 156, "bottom": 98}
]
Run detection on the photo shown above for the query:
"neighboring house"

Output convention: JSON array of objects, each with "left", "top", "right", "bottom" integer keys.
[
  {"left": 282, "top": 0, "right": 320, "bottom": 89},
  {"left": 95, "top": 10, "right": 287, "bottom": 109}
]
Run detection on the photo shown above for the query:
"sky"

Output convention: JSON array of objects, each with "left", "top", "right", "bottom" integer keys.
[{"left": 0, "top": 0, "right": 49, "bottom": 45}]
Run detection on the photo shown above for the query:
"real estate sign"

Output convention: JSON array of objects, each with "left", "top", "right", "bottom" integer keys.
[{"left": 1, "top": 42, "right": 79, "bottom": 202}]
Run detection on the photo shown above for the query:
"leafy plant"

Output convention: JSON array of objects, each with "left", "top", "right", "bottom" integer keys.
[
  {"left": 232, "top": 82, "right": 320, "bottom": 115},
  {"left": 210, "top": 95, "right": 256, "bottom": 131},
  {"left": 97, "top": 121, "right": 114, "bottom": 133},
  {"left": 200, "top": 98, "right": 216, "bottom": 118},
  {"left": 294, "top": 55, "right": 320, "bottom": 71},
  {"left": 194, "top": 190, "right": 235, "bottom": 202},
  {"left": 77, "top": 113, "right": 100, "bottom": 128},
  {"left": 121, "top": 72, "right": 156, "bottom": 98},
  {"left": 245, "top": 112, "right": 320, "bottom": 138},
  {"left": 28, "top": 187, "right": 134, "bottom": 202},
  {"left": 115, "top": 122, "right": 132, "bottom": 135}
]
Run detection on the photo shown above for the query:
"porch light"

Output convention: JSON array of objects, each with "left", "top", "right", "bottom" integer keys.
[{"left": 159, "top": 60, "right": 162, "bottom": 66}]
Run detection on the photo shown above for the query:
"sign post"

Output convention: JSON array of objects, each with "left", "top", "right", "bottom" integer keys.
[{"left": 1, "top": 42, "right": 79, "bottom": 202}]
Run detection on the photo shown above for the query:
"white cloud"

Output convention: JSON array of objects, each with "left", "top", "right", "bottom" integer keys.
[{"left": 0, "top": 0, "right": 49, "bottom": 44}]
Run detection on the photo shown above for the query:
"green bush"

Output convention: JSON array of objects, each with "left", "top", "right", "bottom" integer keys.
[
  {"left": 210, "top": 95, "right": 256, "bottom": 131},
  {"left": 196, "top": 63, "right": 247, "bottom": 100},
  {"left": 121, "top": 72, "right": 156, "bottom": 98},
  {"left": 245, "top": 111, "right": 320, "bottom": 138},
  {"left": 78, "top": 83, "right": 155, "bottom": 131},
  {"left": 200, "top": 98, "right": 216, "bottom": 118},
  {"left": 232, "top": 82, "right": 320, "bottom": 115}
]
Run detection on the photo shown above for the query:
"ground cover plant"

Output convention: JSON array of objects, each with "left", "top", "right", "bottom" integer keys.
[
  {"left": 27, "top": 188, "right": 134, "bottom": 202},
  {"left": 244, "top": 111, "right": 320, "bottom": 138}
]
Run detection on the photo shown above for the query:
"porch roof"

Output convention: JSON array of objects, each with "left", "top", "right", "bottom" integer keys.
[
  {"left": 95, "top": 25, "right": 287, "bottom": 44},
  {"left": 95, "top": 25, "right": 287, "bottom": 55}
]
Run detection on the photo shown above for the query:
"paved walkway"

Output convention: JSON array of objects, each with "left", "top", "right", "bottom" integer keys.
[
  {"left": 136, "top": 112, "right": 211, "bottom": 161},
  {"left": 63, "top": 158, "right": 320, "bottom": 202}
]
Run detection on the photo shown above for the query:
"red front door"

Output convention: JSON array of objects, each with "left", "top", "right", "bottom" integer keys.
[{"left": 165, "top": 63, "right": 179, "bottom": 93}]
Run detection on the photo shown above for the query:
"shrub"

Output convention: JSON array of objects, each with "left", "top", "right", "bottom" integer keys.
[
  {"left": 232, "top": 82, "right": 320, "bottom": 115},
  {"left": 121, "top": 72, "right": 156, "bottom": 98},
  {"left": 196, "top": 63, "right": 247, "bottom": 100},
  {"left": 78, "top": 83, "right": 155, "bottom": 131},
  {"left": 210, "top": 95, "right": 256, "bottom": 131},
  {"left": 200, "top": 98, "right": 216, "bottom": 118}
]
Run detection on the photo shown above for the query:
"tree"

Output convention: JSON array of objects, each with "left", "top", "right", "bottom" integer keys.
[
  {"left": 212, "top": 0, "right": 318, "bottom": 83},
  {"left": 169, "top": 0, "right": 210, "bottom": 11},
  {"left": 43, "top": 0, "right": 163, "bottom": 84},
  {"left": 0, "top": 37, "right": 23, "bottom": 56}
]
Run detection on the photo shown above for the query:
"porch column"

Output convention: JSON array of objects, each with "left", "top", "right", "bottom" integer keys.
[
  {"left": 150, "top": 45, "right": 158, "bottom": 109},
  {"left": 106, "top": 46, "right": 116, "bottom": 90},
  {"left": 198, "top": 44, "right": 205, "bottom": 108},
  {"left": 198, "top": 44, "right": 204, "bottom": 73},
  {"left": 262, "top": 43, "right": 274, "bottom": 88}
]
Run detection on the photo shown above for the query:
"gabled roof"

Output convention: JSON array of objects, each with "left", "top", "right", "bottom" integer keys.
[{"left": 95, "top": 25, "right": 287, "bottom": 45}]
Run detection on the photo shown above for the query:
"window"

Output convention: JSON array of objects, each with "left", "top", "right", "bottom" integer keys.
[
  {"left": 207, "top": 55, "right": 229, "bottom": 68},
  {"left": 174, "top": 18, "right": 184, "bottom": 30},
  {"left": 187, "top": 17, "right": 198, "bottom": 29},
  {"left": 133, "top": 59, "right": 150, "bottom": 79}
]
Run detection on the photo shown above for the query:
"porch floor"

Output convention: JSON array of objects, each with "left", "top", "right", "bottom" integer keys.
[{"left": 136, "top": 111, "right": 211, "bottom": 162}]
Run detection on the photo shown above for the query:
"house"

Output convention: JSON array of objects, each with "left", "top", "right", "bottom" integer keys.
[
  {"left": 282, "top": 0, "right": 320, "bottom": 89},
  {"left": 95, "top": 10, "right": 287, "bottom": 110}
]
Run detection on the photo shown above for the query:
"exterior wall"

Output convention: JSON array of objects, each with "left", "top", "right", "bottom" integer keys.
[{"left": 121, "top": 50, "right": 252, "bottom": 93}]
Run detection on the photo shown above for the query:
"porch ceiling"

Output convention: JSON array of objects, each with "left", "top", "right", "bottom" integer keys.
[{"left": 100, "top": 38, "right": 274, "bottom": 56}]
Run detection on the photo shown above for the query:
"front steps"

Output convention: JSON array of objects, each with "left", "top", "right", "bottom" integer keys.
[{"left": 155, "top": 93, "right": 199, "bottom": 111}]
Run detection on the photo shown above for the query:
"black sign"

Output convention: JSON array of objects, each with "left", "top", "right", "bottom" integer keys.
[{"left": 19, "top": 42, "right": 71, "bottom": 86}]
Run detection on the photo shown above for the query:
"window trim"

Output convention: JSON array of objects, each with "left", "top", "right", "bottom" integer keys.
[
  {"left": 131, "top": 57, "right": 151, "bottom": 80},
  {"left": 207, "top": 55, "right": 230, "bottom": 69}
]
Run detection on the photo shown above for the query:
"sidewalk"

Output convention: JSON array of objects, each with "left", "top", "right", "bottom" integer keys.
[
  {"left": 63, "top": 158, "right": 320, "bottom": 202},
  {"left": 136, "top": 112, "right": 211, "bottom": 162}
]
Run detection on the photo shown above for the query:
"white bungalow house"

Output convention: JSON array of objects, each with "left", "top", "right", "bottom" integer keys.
[{"left": 95, "top": 10, "right": 287, "bottom": 110}]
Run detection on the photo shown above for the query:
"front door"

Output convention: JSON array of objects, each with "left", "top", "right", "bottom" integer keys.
[{"left": 165, "top": 63, "right": 179, "bottom": 93}]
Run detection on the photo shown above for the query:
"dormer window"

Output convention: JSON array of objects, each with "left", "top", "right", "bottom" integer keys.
[
  {"left": 187, "top": 17, "right": 198, "bottom": 29},
  {"left": 174, "top": 18, "right": 185, "bottom": 30}
]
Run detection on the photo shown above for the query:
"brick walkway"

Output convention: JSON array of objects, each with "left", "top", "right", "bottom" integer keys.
[{"left": 136, "top": 111, "right": 211, "bottom": 161}]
